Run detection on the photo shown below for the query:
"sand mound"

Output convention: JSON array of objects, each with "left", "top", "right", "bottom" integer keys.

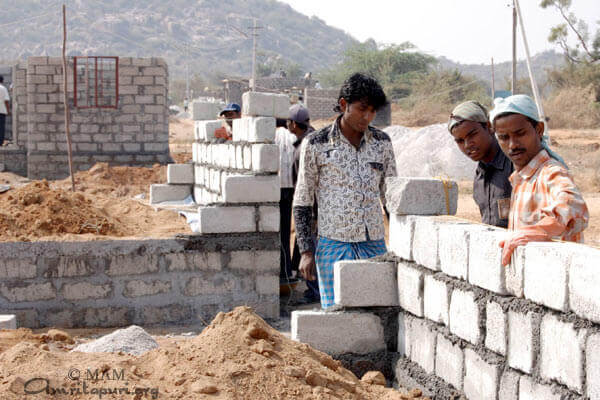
[
  {"left": 0, "top": 180, "right": 129, "bottom": 241},
  {"left": 0, "top": 307, "right": 427, "bottom": 399},
  {"left": 53, "top": 162, "right": 165, "bottom": 198}
]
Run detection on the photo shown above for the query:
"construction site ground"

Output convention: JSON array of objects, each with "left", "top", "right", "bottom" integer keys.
[{"left": 0, "top": 117, "right": 596, "bottom": 398}]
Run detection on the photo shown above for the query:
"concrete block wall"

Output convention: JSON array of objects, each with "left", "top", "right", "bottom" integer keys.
[
  {"left": 0, "top": 233, "right": 279, "bottom": 328},
  {"left": 189, "top": 91, "right": 283, "bottom": 234},
  {"left": 291, "top": 177, "right": 600, "bottom": 399},
  {"left": 25, "top": 56, "right": 170, "bottom": 179}
]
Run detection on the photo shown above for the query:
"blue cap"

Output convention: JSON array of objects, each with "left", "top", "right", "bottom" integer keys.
[
  {"left": 288, "top": 104, "right": 310, "bottom": 124},
  {"left": 219, "top": 103, "right": 241, "bottom": 116}
]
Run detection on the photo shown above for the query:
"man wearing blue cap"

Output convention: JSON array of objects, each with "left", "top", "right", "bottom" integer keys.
[
  {"left": 490, "top": 94, "right": 589, "bottom": 265},
  {"left": 215, "top": 103, "right": 241, "bottom": 140}
]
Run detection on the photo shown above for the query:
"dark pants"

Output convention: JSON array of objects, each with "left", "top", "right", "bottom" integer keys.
[
  {"left": 0, "top": 113, "right": 5, "bottom": 145},
  {"left": 280, "top": 188, "right": 294, "bottom": 281},
  {"left": 291, "top": 235, "right": 320, "bottom": 300}
]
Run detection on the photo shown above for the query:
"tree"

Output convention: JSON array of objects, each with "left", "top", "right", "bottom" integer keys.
[{"left": 540, "top": 0, "right": 600, "bottom": 63}]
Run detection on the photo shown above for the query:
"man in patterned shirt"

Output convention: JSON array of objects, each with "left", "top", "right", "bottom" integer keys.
[
  {"left": 293, "top": 73, "right": 397, "bottom": 309},
  {"left": 490, "top": 95, "right": 589, "bottom": 266}
]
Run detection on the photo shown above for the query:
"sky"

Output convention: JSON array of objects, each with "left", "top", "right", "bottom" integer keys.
[{"left": 278, "top": 0, "right": 600, "bottom": 64}]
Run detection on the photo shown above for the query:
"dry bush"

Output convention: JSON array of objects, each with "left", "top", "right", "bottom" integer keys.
[
  {"left": 391, "top": 100, "right": 448, "bottom": 127},
  {"left": 544, "top": 85, "right": 600, "bottom": 129}
]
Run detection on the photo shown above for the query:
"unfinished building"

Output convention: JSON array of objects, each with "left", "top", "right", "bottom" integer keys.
[{"left": 0, "top": 56, "right": 170, "bottom": 179}]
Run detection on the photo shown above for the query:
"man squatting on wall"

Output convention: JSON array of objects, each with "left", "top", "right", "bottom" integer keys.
[{"left": 293, "top": 73, "right": 397, "bottom": 310}]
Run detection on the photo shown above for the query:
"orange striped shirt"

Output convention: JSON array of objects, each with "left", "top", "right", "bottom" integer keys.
[{"left": 508, "top": 149, "right": 589, "bottom": 242}]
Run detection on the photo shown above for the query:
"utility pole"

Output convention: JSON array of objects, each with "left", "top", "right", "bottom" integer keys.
[
  {"left": 511, "top": 0, "right": 517, "bottom": 94},
  {"left": 61, "top": 4, "right": 75, "bottom": 191},
  {"left": 514, "top": 0, "right": 548, "bottom": 136},
  {"left": 185, "top": 42, "right": 190, "bottom": 100},
  {"left": 249, "top": 18, "right": 263, "bottom": 91},
  {"left": 491, "top": 57, "right": 496, "bottom": 99}
]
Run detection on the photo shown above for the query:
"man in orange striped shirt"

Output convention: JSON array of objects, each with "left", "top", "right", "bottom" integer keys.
[{"left": 490, "top": 95, "right": 589, "bottom": 266}]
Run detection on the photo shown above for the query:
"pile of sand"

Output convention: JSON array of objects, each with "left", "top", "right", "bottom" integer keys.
[
  {"left": 0, "top": 179, "right": 191, "bottom": 242},
  {"left": 0, "top": 307, "right": 427, "bottom": 399},
  {"left": 53, "top": 162, "right": 166, "bottom": 198}
]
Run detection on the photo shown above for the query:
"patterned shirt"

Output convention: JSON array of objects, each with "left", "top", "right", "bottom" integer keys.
[
  {"left": 508, "top": 149, "right": 589, "bottom": 242},
  {"left": 293, "top": 117, "right": 397, "bottom": 253},
  {"left": 275, "top": 127, "right": 296, "bottom": 188}
]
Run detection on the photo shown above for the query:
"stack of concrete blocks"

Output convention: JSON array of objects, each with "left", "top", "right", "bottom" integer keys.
[
  {"left": 149, "top": 163, "right": 194, "bottom": 204},
  {"left": 191, "top": 100, "right": 225, "bottom": 122},
  {"left": 292, "top": 176, "right": 600, "bottom": 399},
  {"left": 191, "top": 91, "right": 288, "bottom": 234}
]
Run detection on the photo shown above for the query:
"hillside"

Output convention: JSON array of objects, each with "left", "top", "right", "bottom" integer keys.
[
  {"left": 438, "top": 50, "right": 565, "bottom": 94},
  {"left": 0, "top": 0, "right": 357, "bottom": 78}
]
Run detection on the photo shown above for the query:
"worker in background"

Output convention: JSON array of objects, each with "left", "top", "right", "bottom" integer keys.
[
  {"left": 287, "top": 104, "right": 319, "bottom": 304},
  {"left": 0, "top": 76, "right": 10, "bottom": 147},
  {"left": 490, "top": 94, "right": 589, "bottom": 265},
  {"left": 448, "top": 101, "right": 513, "bottom": 228},
  {"left": 215, "top": 103, "right": 241, "bottom": 141},
  {"left": 293, "top": 73, "right": 396, "bottom": 310}
]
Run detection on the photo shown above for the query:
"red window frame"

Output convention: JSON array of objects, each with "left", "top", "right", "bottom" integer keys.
[{"left": 73, "top": 56, "right": 119, "bottom": 109}]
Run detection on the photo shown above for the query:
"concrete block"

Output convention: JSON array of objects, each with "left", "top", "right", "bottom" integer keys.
[
  {"left": 194, "top": 165, "right": 204, "bottom": 186},
  {"left": 222, "top": 175, "right": 279, "bottom": 203},
  {"left": 449, "top": 288, "right": 481, "bottom": 344},
  {"left": 438, "top": 221, "right": 471, "bottom": 280},
  {"left": 251, "top": 144, "right": 279, "bottom": 172},
  {"left": 519, "top": 376, "right": 561, "bottom": 400},
  {"left": 384, "top": 177, "right": 458, "bottom": 215},
  {"left": 258, "top": 206, "right": 279, "bottom": 232},
  {"left": 388, "top": 214, "right": 413, "bottom": 261},
  {"left": 424, "top": 274, "right": 450, "bottom": 325},
  {"left": 569, "top": 246, "right": 600, "bottom": 324},
  {"left": 196, "top": 206, "right": 255, "bottom": 233},
  {"left": 435, "top": 334, "right": 464, "bottom": 390},
  {"left": 184, "top": 276, "right": 235, "bottom": 296},
  {"left": 507, "top": 309, "right": 538, "bottom": 374},
  {"left": 242, "top": 91, "right": 289, "bottom": 119},
  {"left": 195, "top": 120, "right": 223, "bottom": 141},
  {"left": 106, "top": 254, "right": 158, "bottom": 276},
  {"left": 150, "top": 184, "right": 191, "bottom": 204},
  {"left": 485, "top": 299, "right": 507, "bottom": 356},
  {"left": 165, "top": 252, "right": 222, "bottom": 272},
  {"left": 412, "top": 216, "right": 441, "bottom": 271},
  {"left": 523, "top": 242, "right": 575, "bottom": 312},
  {"left": 407, "top": 316, "right": 437, "bottom": 373},
  {"left": 498, "top": 369, "right": 520, "bottom": 400},
  {"left": 61, "top": 282, "right": 112, "bottom": 300},
  {"left": 229, "top": 250, "right": 279, "bottom": 273},
  {"left": 167, "top": 164, "right": 194, "bottom": 184},
  {"left": 586, "top": 333, "right": 600, "bottom": 400},
  {"left": 505, "top": 246, "right": 525, "bottom": 298},
  {"left": 233, "top": 116, "right": 277, "bottom": 143},
  {"left": 291, "top": 310, "right": 385, "bottom": 355},
  {"left": 0, "top": 282, "right": 56, "bottom": 302},
  {"left": 123, "top": 280, "right": 171, "bottom": 297},
  {"left": 256, "top": 275, "right": 279, "bottom": 295},
  {"left": 397, "top": 261, "right": 424, "bottom": 317},
  {"left": 243, "top": 145, "right": 252, "bottom": 169},
  {"left": 191, "top": 101, "right": 222, "bottom": 121},
  {"left": 463, "top": 348, "right": 501, "bottom": 400},
  {"left": 539, "top": 313, "right": 586, "bottom": 393},
  {"left": 0, "top": 315, "right": 17, "bottom": 329},
  {"left": 235, "top": 145, "right": 244, "bottom": 170},
  {"left": 468, "top": 226, "right": 508, "bottom": 294},
  {"left": 227, "top": 143, "right": 237, "bottom": 169},
  {"left": 333, "top": 260, "right": 398, "bottom": 307}
]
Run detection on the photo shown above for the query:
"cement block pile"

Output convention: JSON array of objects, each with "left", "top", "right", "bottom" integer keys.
[
  {"left": 292, "top": 176, "right": 600, "bottom": 400},
  {"left": 190, "top": 91, "right": 287, "bottom": 233}
]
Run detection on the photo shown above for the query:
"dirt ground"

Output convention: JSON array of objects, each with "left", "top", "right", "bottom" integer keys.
[{"left": 0, "top": 307, "right": 427, "bottom": 400}]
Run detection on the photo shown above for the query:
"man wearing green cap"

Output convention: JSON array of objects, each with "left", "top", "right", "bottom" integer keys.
[
  {"left": 489, "top": 94, "right": 589, "bottom": 266},
  {"left": 448, "top": 101, "right": 513, "bottom": 227}
]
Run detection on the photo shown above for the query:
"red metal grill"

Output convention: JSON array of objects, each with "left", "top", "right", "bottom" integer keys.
[{"left": 73, "top": 56, "right": 119, "bottom": 109}]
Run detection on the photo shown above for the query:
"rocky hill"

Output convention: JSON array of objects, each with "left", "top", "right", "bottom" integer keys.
[{"left": 0, "top": 0, "right": 356, "bottom": 78}]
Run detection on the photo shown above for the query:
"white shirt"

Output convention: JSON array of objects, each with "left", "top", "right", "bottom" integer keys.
[
  {"left": 275, "top": 127, "right": 296, "bottom": 188},
  {"left": 0, "top": 84, "right": 9, "bottom": 115}
]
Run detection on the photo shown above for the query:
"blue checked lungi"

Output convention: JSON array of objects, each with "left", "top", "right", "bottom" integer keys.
[{"left": 315, "top": 236, "right": 387, "bottom": 309}]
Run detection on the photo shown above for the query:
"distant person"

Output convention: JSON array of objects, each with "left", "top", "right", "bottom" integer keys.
[
  {"left": 286, "top": 104, "right": 319, "bottom": 304},
  {"left": 293, "top": 73, "right": 396, "bottom": 310},
  {"left": 183, "top": 97, "right": 189, "bottom": 113},
  {"left": 215, "top": 103, "right": 241, "bottom": 141},
  {"left": 490, "top": 95, "right": 589, "bottom": 265},
  {"left": 448, "top": 101, "right": 513, "bottom": 228},
  {"left": 314, "top": 80, "right": 322, "bottom": 89},
  {"left": 0, "top": 76, "right": 10, "bottom": 146}
]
